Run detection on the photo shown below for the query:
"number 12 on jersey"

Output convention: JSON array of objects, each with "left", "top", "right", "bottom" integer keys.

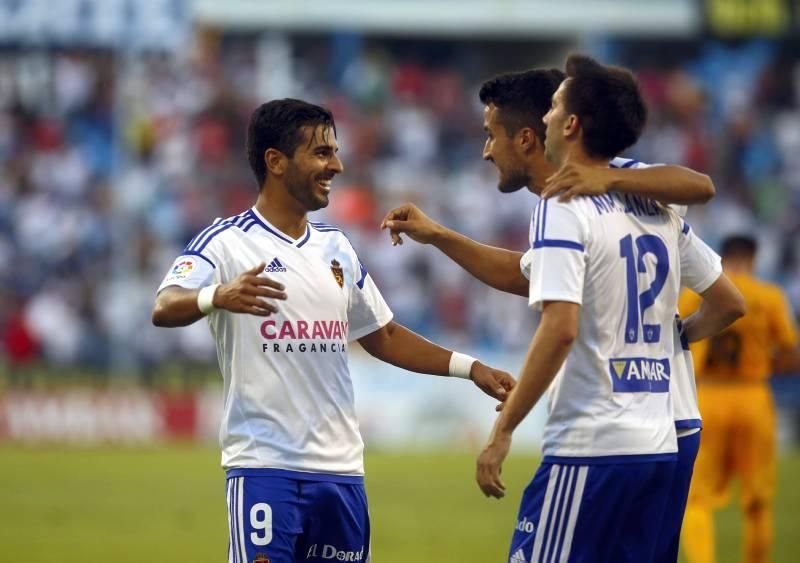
[{"left": 619, "top": 234, "right": 669, "bottom": 344}]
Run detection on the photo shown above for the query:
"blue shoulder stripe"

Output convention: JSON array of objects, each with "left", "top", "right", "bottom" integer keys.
[
  {"left": 181, "top": 250, "right": 216, "bottom": 268},
  {"left": 530, "top": 200, "right": 584, "bottom": 252},
  {"left": 309, "top": 221, "right": 342, "bottom": 231},
  {"left": 532, "top": 199, "right": 549, "bottom": 243},
  {"left": 533, "top": 240, "right": 585, "bottom": 251},
  {"left": 541, "top": 199, "right": 549, "bottom": 240},
  {"left": 186, "top": 211, "right": 249, "bottom": 252},
  {"left": 185, "top": 217, "right": 224, "bottom": 250},
  {"left": 310, "top": 223, "right": 343, "bottom": 233},
  {"left": 193, "top": 223, "right": 234, "bottom": 253}
]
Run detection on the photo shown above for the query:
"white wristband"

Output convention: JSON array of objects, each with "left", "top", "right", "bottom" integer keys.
[
  {"left": 449, "top": 352, "right": 477, "bottom": 379},
  {"left": 197, "top": 284, "right": 220, "bottom": 315}
]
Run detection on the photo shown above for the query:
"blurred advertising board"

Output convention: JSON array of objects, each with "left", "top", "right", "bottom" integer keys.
[
  {"left": 703, "top": 0, "right": 800, "bottom": 36},
  {"left": 0, "top": 352, "right": 546, "bottom": 449},
  {"left": 0, "top": 389, "right": 212, "bottom": 443}
]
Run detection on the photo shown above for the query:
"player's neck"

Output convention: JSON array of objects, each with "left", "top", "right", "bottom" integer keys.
[
  {"left": 254, "top": 190, "right": 308, "bottom": 239},
  {"left": 561, "top": 145, "right": 610, "bottom": 169},
  {"left": 526, "top": 154, "right": 553, "bottom": 195}
]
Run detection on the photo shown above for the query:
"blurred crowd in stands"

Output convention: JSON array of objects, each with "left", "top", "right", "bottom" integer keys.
[{"left": 1, "top": 35, "right": 798, "bottom": 377}]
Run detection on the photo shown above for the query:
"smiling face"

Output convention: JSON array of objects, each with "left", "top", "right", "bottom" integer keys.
[
  {"left": 542, "top": 79, "right": 572, "bottom": 167},
  {"left": 282, "top": 125, "right": 343, "bottom": 211},
  {"left": 482, "top": 104, "right": 531, "bottom": 193}
]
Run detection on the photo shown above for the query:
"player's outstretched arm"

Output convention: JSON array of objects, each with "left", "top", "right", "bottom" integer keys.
[
  {"left": 381, "top": 203, "right": 528, "bottom": 296},
  {"left": 357, "top": 320, "right": 515, "bottom": 401},
  {"left": 475, "top": 301, "right": 578, "bottom": 499},
  {"left": 681, "top": 273, "right": 746, "bottom": 342},
  {"left": 152, "top": 262, "right": 287, "bottom": 327},
  {"left": 542, "top": 161, "right": 715, "bottom": 205}
]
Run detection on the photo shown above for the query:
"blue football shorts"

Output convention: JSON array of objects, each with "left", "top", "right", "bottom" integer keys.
[
  {"left": 654, "top": 431, "right": 701, "bottom": 563},
  {"left": 508, "top": 457, "right": 676, "bottom": 563},
  {"left": 225, "top": 470, "right": 369, "bottom": 563}
]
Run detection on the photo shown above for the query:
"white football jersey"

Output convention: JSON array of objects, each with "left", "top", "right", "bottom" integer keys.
[
  {"left": 610, "top": 158, "right": 721, "bottom": 433},
  {"left": 158, "top": 207, "right": 393, "bottom": 476},
  {"left": 519, "top": 183, "right": 719, "bottom": 460}
]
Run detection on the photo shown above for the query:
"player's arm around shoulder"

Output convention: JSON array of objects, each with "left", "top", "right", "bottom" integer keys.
[
  {"left": 381, "top": 202, "right": 528, "bottom": 297},
  {"left": 152, "top": 261, "right": 287, "bottom": 327},
  {"left": 356, "top": 320, "right": 515, "bottom": 403},
  {"left": 541, "top": 159, "right": 715, "bottom": 205}
]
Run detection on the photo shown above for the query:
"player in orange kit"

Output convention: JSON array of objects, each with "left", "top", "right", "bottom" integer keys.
[{"left": 679, "top": 234, "right": 799, "bottom": 563}]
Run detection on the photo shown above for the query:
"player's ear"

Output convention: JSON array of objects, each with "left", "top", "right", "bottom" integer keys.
[
  {"left": 265, "top": 148, "right": 287, "bottom": 176},
  {"left": 564, "top": 114, "right": 580, "bottom": 139},
  {"left": 518, "top": 127, "right": 538, "bottom": 153}
]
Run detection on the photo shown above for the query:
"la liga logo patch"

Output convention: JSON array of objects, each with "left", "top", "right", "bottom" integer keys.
[{"left": 170, "top": 258, "right": 195, "bottom": 277}]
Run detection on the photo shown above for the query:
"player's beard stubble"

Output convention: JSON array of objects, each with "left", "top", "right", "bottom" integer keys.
[
  {"left": 497, "top": 166, "right": 531, "bottom": 193},
  {"left": 285, "top": 162, "right": 331, "bottom": 211}
]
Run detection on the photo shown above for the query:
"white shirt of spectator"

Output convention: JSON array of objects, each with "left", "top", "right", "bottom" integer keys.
[
  {"left": 158, "top": 206, "right": 393, "bottom": 475},
  {"left": 518, "top": 160, "right": 720, "bottom": 460}
]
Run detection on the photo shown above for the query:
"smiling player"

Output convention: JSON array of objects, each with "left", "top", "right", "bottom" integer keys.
[{"left": 152, "top": 98, "right": 515, "bottom": 563}]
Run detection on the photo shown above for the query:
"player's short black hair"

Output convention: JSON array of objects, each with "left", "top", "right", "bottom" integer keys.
[
  {"left": 721, "top": 235, "right": 758, "bottom": 259},
  {"left": 562, "top": 54, "right": 647, "bottom": 159},
  {"left": 246, "top": 98, "right": 336, "bottom": 188},
  {"left": 479, "top": 69, "right": 565, "bottom": 143}
]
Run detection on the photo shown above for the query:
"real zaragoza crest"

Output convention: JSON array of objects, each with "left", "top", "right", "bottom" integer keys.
[
  {"left": 330, "top": 258, "right": 344, "bottom": 288},
  {"left": 254, "top": 553, "right": 270, "bottom": 563}
]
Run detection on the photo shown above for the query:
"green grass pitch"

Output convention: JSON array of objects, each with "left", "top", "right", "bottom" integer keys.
[{"left": 0, "top": 445, "right": 797, "bottom": 562}]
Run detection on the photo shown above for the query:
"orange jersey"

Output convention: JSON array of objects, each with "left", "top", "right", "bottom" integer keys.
[{"left": 678, "top": 273, "right": 798, "bottom": 382}]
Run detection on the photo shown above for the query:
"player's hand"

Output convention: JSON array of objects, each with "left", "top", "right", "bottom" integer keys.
[
  {"left": 213, "top": 262, "right": 287, "bottom": 316},
  {"left": 541, "top": 162, "right": 617, "bottom": 202},
  {"left": 380, "top": 203, "right": 443, "bottom": 246},
  {"left": 476, "top": 430, "right": 512, "bottom": 499},
  {"left": 470, "top": 362, "right": 515, "bottom": 403}
]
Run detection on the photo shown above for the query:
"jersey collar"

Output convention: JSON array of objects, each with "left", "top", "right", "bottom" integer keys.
[{"left": 249, "top": 207, "right": 311, "bottom": 248}]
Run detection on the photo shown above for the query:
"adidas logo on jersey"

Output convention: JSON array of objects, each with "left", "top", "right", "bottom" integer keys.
[
  {"left": 264, "top": 258, "right": 287, "bottom": 273},
  {"left": 510, "top": 548, "right": 527, "bottom": 563}
]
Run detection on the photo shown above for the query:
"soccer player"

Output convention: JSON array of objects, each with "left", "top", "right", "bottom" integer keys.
[
  {"left": 470, "top": 54, "right": 744, "bottom": 562},
  {"left": 680, "top": 235, "right": 798, "bottom": 563},
  {"left": 382, "top": 66, "right": 729, "bottom": 562},
  {"left": 151, "top": 99, "right": 515, "bottom": 563}
]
